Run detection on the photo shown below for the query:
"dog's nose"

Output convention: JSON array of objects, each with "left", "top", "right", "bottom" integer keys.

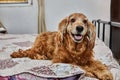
[{"left": 76, "top": 26, "right": 84, "bottom": 32}]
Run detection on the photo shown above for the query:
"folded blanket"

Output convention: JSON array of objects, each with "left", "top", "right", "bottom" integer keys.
[{"left": 0, "top": 58, "right": 85, "bottom": 79}]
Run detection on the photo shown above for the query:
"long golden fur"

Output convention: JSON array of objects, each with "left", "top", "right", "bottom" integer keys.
[{"left": 11, "top": 13, "right": 113, "bottom": 80}]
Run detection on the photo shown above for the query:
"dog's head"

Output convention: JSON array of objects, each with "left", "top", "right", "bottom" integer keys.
[{"left": 58, "top": 13, "right": 96, "bottom": 49}]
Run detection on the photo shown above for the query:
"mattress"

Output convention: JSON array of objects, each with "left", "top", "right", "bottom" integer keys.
[{"left": 0, "top": 34, "right": 120, "bottom": 80}]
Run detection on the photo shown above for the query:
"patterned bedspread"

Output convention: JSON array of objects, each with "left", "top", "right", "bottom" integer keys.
[{"left": 0, "top": 34, "right": 120, "bottom": 80}]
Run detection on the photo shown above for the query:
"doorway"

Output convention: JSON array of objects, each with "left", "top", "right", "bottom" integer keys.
[{"left": 111, "top": 0, "right": 120, "bottom": 61}]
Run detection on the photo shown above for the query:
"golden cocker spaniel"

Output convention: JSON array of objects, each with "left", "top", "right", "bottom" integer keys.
[{"left": 11, "top": 13, "right": 113, "bottom": 80}]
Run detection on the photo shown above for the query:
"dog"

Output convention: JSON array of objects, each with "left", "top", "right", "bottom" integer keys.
[{"left": 11, "top": 13, "right": 113, "bottom": 80}]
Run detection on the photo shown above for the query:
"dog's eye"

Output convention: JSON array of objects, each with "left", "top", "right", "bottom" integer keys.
[
  {"left": 71, "top": 18, "right": 75, "bottom": 23},
  {"left": 83, "top": 19, "right": 87, "bottom": 24}
]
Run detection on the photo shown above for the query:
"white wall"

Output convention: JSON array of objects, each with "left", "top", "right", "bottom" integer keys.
[
  {"left": 0, "top": 0, "right": 38, "bottom": 34},
  {"left": 0, "top": 0, "right": 110, "bottom": 34},
  {"left": 45, "top": 0, "right": 111, "bottom": 31}
]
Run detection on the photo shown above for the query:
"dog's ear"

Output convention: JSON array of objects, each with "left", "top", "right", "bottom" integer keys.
[
  {"left": 58, "top": 17, "right": 68, "bottom": 34},
  {"left": 56, "top": 17, "right": 68, "bottom": 44},
  {"left": 87, "top": 21, "right": 96, "bottom": 50}
]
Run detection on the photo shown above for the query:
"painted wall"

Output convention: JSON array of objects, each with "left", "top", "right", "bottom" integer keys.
[{"left": 0, "top": 0, "right": 38, "bottom": 34}]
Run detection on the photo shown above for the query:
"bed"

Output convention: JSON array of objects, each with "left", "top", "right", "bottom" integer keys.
[{"left": 0, "top": 33, "right": 120, "bottom": 80}]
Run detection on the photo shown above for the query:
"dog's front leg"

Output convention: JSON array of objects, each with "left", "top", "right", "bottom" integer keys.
[{"left": 81, "top": 60, "right": 113, "bottom": 80}]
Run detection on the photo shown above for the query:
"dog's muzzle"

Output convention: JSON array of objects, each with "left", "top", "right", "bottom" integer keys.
[{"left": 71, "top": 26, "right": 84, "bottom": 42}]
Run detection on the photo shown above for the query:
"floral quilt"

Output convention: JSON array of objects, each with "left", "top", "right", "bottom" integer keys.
[{"left": 0, "top": 34, "right": 120, "bottom": 80}]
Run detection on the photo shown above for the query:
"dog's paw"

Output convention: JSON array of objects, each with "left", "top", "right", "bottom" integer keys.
[
  {"left": 97, "top": 70, "right": 113, "bottom": 80},
  {"left": 10, "top": 52, "right": 16, "bottom": 58},
  {"left": 10, "top": 49, "right": 23, "bottom": 58},
  {"left": 10, "top": 51, "right": 24, "bottom": 58}
]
